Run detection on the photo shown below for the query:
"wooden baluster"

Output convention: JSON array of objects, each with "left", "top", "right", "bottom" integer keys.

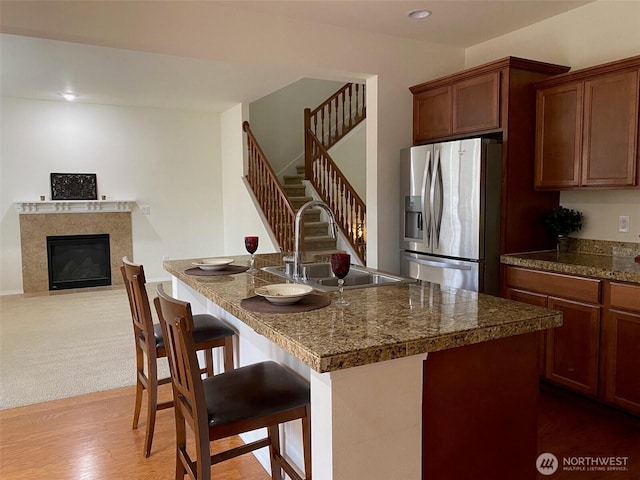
[
  {"left": 339, "top": 182, "right": 345, "bottom": 229},
  {"left": 348, "top": 84, "right": 354, "bottom": 125},
  {"left": 320, "top": 108, "right": 325, "bottom": 148},
  {"left": 341, "top": 90, "right": 351, "bottom": 135}
]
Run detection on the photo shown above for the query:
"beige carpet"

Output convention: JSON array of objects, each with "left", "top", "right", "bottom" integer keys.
[{"left": 0, "top": 284, "right": 169, "bottom": 410}]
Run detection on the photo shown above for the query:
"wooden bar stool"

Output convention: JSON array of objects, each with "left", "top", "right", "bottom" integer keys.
[
  {"left": 154, "top": 284, "right": 311, "bottom": 480},
  {"left": 121, "top": 257, "right": 235, "bottom": 457}
]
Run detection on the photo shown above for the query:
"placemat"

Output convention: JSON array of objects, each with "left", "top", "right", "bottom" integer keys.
[
  {"left": 185, "top": 265, "right": 249, "bottom": 276},
  {"left": 240, "top": 294, "right": 331, "bottom": 313}
]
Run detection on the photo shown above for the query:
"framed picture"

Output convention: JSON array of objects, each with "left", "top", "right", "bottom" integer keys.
[{"left": 50, "top": 173, "right": 98, "bottom": 200}]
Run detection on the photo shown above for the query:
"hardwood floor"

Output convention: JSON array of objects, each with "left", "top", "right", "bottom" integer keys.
[
  {"left": 1, "top": 382, "right": 638, "bottom": 479},
  {"left": 538, "top": 383, "right": 640, "bottom": 479},
  {"left": 0, "top": 385, "right": 270, "bottom": 480}
]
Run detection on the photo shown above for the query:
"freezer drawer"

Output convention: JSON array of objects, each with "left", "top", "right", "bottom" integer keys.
[{"left": 400, "top": 251, "right": 481, "bottom": 293}]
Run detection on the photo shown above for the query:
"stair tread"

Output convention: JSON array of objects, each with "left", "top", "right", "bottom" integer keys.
[{"left": 304, "top": 234, "right": 335, "bottom": 240}]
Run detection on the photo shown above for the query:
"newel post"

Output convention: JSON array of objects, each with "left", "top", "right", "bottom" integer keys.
[{"left": 304, "top": 108, "right": 312, "bottom": 180}]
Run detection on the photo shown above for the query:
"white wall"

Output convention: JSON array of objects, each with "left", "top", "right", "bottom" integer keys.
[
  {"left": 465, "top": 0, "right": 640, "bottom": 242},
  {"left": 329, "top": 122, "right": 367, "bottom": 201},
  {"left": 0, "top": 97, "right": 223, "bottom": 292}
]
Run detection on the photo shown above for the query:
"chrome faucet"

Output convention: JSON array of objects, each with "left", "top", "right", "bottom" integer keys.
[{"left": 293, "top": 200, "right": 338, "bottom": 278}]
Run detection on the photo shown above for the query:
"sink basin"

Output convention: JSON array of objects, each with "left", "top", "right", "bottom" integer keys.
[{"left": 262, "top": 263, "right": 415, "bottom": 292}]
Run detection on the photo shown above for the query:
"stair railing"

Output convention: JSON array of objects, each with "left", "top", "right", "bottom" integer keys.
[
  {"left": 304, "top": 83, "right": 367, "bottom": 263},
  {"left": 243, "top": 121, "right": 296, "bottom": 254},
  {"left": 308, "top": 135, "right": 367, "bottom": 263},
  {"left": 304, "top": 83, "right": 366, "bottom": 170}
]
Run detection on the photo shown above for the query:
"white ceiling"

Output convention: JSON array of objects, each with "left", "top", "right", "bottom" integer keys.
[
  {"left": 0, "top": 1, "right": 592, "bottom": 112},
  {"left": 229, "top": 0, "right": 591, "bottom": 48},
  {"left": 0, "top": 34, "right": 307, "bottom": 112}
]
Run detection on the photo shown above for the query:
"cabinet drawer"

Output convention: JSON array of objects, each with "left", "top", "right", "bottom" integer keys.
[
  {"left": 609, "top": 282, "right": 640, "bottom": 312},
  {"left": 504, "top": 267, "right": 601, "bottom": 303}
]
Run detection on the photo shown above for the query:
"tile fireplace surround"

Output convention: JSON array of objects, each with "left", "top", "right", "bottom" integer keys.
[{"left": 17, "top": 203, "right": 133, "bottom": 294}]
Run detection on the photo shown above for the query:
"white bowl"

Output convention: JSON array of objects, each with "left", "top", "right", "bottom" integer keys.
[
  {"left": 192, "top": 258, "right": 234, "bottom": 271},
  {"left": 254, "top": 284, "right": 314, "bottom": 305}
]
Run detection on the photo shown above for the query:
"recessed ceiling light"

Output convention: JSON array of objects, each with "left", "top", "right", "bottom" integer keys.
[
  {"left": 60, "top": 92, "right": 78, "bottom": 101},
  {"left": 408, "top": 9, "right": 431, "bottom": 19}
]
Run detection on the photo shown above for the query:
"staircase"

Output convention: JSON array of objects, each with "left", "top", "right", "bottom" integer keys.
[
  {"left": 244, "top": 82, "right": 366, "bottom": 261},
  {"left": 282, "top": 166, "right": 339, "bottom": 254}
]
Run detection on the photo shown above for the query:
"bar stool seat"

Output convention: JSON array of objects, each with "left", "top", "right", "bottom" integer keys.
[
  {"left": 150, "top": 315, "right": 234, "bottom": 350},
  {"left": 202, "top": 361, "right": 309, "bottom": 427}
]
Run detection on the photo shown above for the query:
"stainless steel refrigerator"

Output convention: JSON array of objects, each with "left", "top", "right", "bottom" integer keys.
[{"left": 399, "top": 138, "right": 502, "bottom": 295}]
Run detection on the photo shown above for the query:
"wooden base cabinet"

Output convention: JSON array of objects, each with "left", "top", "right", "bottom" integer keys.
[
  {"left": 602, "top": 282, "right": 640, "bottom": 414},
  {"left": 545, "top": 297, "right": 600, "bottom": 396},
  {"left": 503, "top": 266, "right": 601, "bottom": 397},
  {"left": 504, "top": 265, "right": 640, "bottom": 415}
]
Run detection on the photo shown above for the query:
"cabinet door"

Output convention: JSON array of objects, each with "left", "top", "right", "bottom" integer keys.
[
  {"left": 413, "top": 86, "right": 451, "bottom": 143},
  {"left": 535, "top": 82, "right": 583, "bottom": 188},
  {"left": 505, "top": 288, "right": 548, "bottom": 377},
  {"left": 545, "top": 297, "right": 600, "bottom": 396},
  {"left": 582, "top": 69, "right": 639, "bottom": 186},
  {"left": 603, "top": 309, "right": 640, "bottom": 414},
  {"left": 603, "top": 281, "right": 640, "bottom": 414},
  {"left": 452, "top": 72, "right": 500, "bottom": 135}
]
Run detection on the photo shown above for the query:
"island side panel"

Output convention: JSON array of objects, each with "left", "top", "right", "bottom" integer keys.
[
  {"left": 311, "top": 354, "right": 425, "bottom": 480},
  {"left": 422, "top": 332, "right": 538, "bottom": 480}
]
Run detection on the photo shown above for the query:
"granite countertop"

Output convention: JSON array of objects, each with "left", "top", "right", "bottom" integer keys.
[
  {"left": 164, "top": 254, "right": 561, "bottom": 373},
  {"left": 501, "top": 243, "right": 640, "bottom": 285}
]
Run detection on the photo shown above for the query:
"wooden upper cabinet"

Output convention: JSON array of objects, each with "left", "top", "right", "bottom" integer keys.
[
  {"left": 410, "top": 57, "right": 569, "bottom": 145},
  {"left": 452, "top": 72, "right": 500, "bottom": 135},
  {"left": 413, "top": 86, "right": 452, "bottom": 141},
  {"left": 413, "top": 72, "right": 500, "bottom": 143},
  {"left": 412, "top": 72, "right": 500, "bottom": 144},
  {"left": 582, "top": 70, "right": 639, "bottom": 186},
  {"left": 535, "top": 82, "right": 583, "bottom": 188},
  {"left": 534, "top": 56, "right": 640, "bottom": 189}
]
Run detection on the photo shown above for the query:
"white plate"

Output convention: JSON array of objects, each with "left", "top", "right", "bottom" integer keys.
[
  {"left": 192, "top": 258, "right": 234, "bottom": 271},
  {"left": 254, "top": 284, "right": 314, "bottom": 305}
]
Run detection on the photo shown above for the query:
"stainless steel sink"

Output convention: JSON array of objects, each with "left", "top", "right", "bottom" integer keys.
[{"left": 262, "top": 263, "right": 415, "bottom": 292}]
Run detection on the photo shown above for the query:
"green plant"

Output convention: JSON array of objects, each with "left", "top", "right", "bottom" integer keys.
[{"left": 544, "top": 206, "right": 583, "bottom": 236}]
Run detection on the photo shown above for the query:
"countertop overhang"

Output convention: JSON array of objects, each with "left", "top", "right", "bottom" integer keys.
[{"left": 164, "top": 254, "right": 561, "bottom": 373}]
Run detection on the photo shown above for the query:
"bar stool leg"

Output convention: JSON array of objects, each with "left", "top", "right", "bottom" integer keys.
[
  {"left": 132, "top": 348, "right": 144, "bottom": 429},
  {"left": 268, "top": 425, "right": 284, "bottom": 480},
  {"left": 223, "top": 336, "right": 234, "bottom": 372}
]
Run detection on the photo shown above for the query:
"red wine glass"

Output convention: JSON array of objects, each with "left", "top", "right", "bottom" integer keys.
[
  {"left": 330, "top": 253, "right": 350, "bottom": 306},
  {"left": 244, "top": 236, "right": 259, "bottom": 272}
]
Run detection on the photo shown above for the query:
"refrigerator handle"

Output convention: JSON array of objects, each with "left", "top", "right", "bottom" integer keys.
[
  {"left": 431, "top": 148, "right": 443, "bottom": 249},
  {"left": 421, "top": 150, "right": 432, "bottom": 247},
  {"left": 401, "top": 253, "right": 472, "bottom": 271}
]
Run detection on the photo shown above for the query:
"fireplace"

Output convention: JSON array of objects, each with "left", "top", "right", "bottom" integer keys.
[
  {"left": 46, "top": 234, "right": 112, "bottom": 290},
  {"left": 16, "top": 201, "right": 133, "bottom": 294}
]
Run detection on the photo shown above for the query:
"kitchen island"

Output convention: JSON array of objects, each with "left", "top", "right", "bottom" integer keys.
[{"left": 164, "top": 254, "right": 562, "bottom": 480}]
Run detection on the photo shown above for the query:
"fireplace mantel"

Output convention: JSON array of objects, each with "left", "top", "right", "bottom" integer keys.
[{"left": 14, "top": 200, "right": 135, "bottom": 214}]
